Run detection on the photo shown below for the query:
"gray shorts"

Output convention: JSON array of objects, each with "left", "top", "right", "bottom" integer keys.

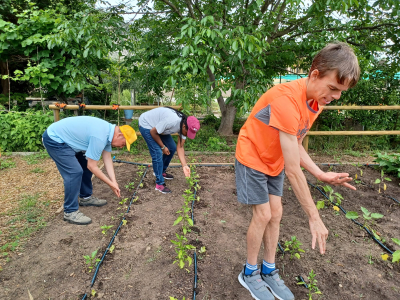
[{"left": 235, "top": 159, "right": 285, "bottom": 205}]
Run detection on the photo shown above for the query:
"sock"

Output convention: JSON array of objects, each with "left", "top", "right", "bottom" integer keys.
[
  {"left": 261, "top": 260, "right": 275, "bottom": 275},
  {"left": 83, "top": 196, "right": 91, "bottom": 199},
  {"left": 244, "top": 261, "right": 258, "bottom": 276}
]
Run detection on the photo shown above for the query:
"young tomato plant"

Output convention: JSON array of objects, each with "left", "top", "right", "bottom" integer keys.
[
  {"left": 171, "top": 233, "right": 196, "bottom": 269},
  {"left": 298, "top": 269, "right": 322, "bottom": 300},
  {"left": 283, "top": 236, "right": 305, "bottom": 259},
  {"left": 83, "top": 250, "right": 101, "bottom": 272}
]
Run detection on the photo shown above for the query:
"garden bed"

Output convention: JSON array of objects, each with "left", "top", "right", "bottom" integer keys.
[{"left": 0, "top": 162, "right": 399, "bottom": 299}]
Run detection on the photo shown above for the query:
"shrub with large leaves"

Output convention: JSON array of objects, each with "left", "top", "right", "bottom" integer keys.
[{"left": 0, "top": 110, "right": 53, "bottom": 151}]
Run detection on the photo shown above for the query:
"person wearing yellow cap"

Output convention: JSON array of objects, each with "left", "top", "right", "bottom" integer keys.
[{"left": 42, "top": 116, "right": 137, "bottom": 225}]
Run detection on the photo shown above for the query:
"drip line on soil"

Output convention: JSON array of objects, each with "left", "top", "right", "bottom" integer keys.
[
  {"left": 307, "top": 181, "right": 394, "bottom": 255},
  {"left": 81, "top": 165, "right": 149, "bottom": 300}
]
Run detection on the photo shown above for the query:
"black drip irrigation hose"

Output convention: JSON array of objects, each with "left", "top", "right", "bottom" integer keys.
[
  {"left": 81, "top": 164, "right": 149, "bottom": 300},
  {"left": 307, "top": 181, "right": 394, "bottom": 255}
]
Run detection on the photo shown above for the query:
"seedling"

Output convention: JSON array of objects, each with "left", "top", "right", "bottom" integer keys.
[
  {"left": 109, "top": 245, "right": 115, "bottom": 254},
  {"left": 346, "top": 207, "right": 383, "bottom": 240},
  {"left": 297, "top": 269, "right": 322, "bottom": 300},
  {"left": 91, "top": 289, "right": 96, "bottom": 297},
  {"left": 83, "top": 250, "right": 101, "bottom": 272},
  {"left": 392, "top": 238, "right": 400, "bottom": 263},
  {"left": 283, "top": 236, "right": 305, "bottom": 259},
  {"left": 171, "top": 233, "right": 196, "bottom": 269},
  {"left": 125, "top": 182, "right": 135, "bottom": 191},
  {"left": 346, "top": 207, "right": 383, "bottom": 227},
  {"left": 169, "top": 297, "right": 185, "bottom": 300},
  {"left": 374, "top": 169, "right": 392, "bottom": 193},
  {"left": 317, "top": 186, "right": 343, "bottom": 210},
  {"left": 100, "top": 225, "right": 114, "bottom": 235},
  {"left": 137, "top": 165, "right": 146, "bottom": 177},
  {"left": 354, "top": 169, "right": 363, "bottom": 184},
  {"left": 119, "top": 198, "right": 128, "bottom": 205}
]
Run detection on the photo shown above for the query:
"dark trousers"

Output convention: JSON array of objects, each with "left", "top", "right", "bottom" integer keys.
[
  {"left": 42, "top": 130, "right": 92, "bottom": 213},
  {"left": 139, "top": 126, "right": 176, "bottom": 185}
]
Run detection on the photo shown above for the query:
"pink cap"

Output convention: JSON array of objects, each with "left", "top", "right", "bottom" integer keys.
[{"left": 187, "top": 116, "right": 200, "bottom": 139}]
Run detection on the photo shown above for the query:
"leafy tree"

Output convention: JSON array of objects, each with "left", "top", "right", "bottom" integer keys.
[
  {"left": 127, "top": 0, "right": 399, "bottom": 134},
  {"left": 0, "top": 1, "right": 132, "bottom": 100}
]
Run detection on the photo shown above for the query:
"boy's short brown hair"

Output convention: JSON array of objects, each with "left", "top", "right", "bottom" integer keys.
[{"left": 309, "top": 42, "right": 360, "bottom": 88}]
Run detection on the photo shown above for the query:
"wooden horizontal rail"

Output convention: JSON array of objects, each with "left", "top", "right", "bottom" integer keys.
[
  {"left": 307, "top": 130, "right": 400, "bottom": 136},
  {"left": 323, "top": 105, "right": 400, "bottom": 110},
  {"left": 50, "top": 104, "right": 182, "bottom": 122},
  {"left": 49, "top": 105, "right": 181, "bottom": 110}
]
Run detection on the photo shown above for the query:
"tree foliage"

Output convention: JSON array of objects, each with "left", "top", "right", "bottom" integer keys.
[
  {"left": 0, "top": 1, "right": 132, "bottom": 99},
  {"left": 129, "top": 0, "right": 400, "bottom": 134}
]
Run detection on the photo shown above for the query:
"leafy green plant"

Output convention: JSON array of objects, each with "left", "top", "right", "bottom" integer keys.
[
  {"left": 23, "top": 151, "right": 49, "bottom": 165},
  {"left": 169, "top": 297, "right": 186, "bottom": 300},
  {"left": 392, "top": 238, "right": 400, "bottom": 263},
  {"left": 298, "top": 269, "right": 322, "bottom": 300},
  {"left": 119, "top": 198, "right": 128, "bottom": 205},
  {"left": 0, "top": 157, "right": 16, "bottom": 170},
  {"left": 206, "top": 136, "right": 230, "bottom": 151},
  {"left": 374, "top": 169, "right": 392, "bottom": 193},
  {"left": 171, "top": 233, "right": 196, "bottom": 269},
  {"left": 137, "top": 165, "right": 146, "bottom": 178},
  {"left": 0, "top": 111, "right": 54, "bottom": 152},
  {"left": 125, "top": 182, "right": 135, "bottom": 191},
  {"left": 374, "top": 152, "right": 400, "bottom": 179},
  {"left": 83, "top": 250, "right": 101, "bottom": 272},
  {"left": 316, "top": 186, "right": 343, "bottom": 210},
  {"left": 100, "top": 225, "right": 114, "bottom": 235},
  {"left": 283, "top": 236, "right": 305, "bottom": 259},
  {"left": 346, "top": 207, "right": 384, "bottom": 240}
]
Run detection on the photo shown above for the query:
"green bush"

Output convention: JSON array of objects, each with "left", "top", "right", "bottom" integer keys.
[{"left": 0, "top": 110, "right": 54, "bottom": 152}]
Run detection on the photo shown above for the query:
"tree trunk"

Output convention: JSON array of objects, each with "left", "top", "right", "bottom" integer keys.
[
  {"left": 218, "top": 101, "right": 237, "bottom": 135},
  {"left": 0, "top": 61, "right": 9, "bottom": 95},
  {"left": 206, "top": 66, "right": 237, "bottom": 135}
]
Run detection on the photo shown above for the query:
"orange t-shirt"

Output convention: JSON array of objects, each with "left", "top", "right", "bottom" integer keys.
[{"left": 236, "top": 78, "right": 322, "bottom": 176}]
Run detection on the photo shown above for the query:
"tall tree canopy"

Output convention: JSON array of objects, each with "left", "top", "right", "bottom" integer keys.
[
  {"left": 0, "top": 0, "right": 131, "bottom": 99},
  {"left": 128, "top": 0, "right": 399, "bottom": 134}
]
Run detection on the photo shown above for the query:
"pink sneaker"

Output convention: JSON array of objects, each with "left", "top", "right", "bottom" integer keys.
[{"left": 155, "top": 183, "right": 172, "bottom": 194}]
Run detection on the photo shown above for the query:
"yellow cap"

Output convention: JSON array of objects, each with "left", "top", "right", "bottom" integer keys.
[{"left": 120, "top": 125, "right": 137, "bottom": 151}]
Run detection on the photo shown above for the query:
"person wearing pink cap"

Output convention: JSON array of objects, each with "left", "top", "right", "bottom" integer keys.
[{"left": 139, "top": 107, "right": 200, "bottom": 193}]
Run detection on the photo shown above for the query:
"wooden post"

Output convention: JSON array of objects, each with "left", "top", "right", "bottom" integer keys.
[
  {"left": 303, "top": 135, "right": 309, "bottom": 152},
  {"left": 53, "top": 109, "right": 60, "bottom": 122}
]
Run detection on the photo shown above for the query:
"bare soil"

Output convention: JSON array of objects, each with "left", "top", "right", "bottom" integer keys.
[{"left": 0, "top": 158, "right": 399, "bottom": 300}]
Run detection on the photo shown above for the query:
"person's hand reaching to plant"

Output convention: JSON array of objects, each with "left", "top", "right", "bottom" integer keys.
[
  {"left": 318, "top": 172, "right": 356, "bottom": 190},
  {"left": 183, "top": 165, "right": 191, "bottom": 177},
  {"left": 162, "top": 146, "right": 170, "bottom": 155}
]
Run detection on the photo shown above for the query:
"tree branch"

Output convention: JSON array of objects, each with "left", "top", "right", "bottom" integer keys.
[
  {"left": 159, "top": 0, "right": 183, "bottom": 17},
  {"left": 253, "top": 0, "right": 273, "bottom": 26},
  {"left": 184, "top": 0, "right": 196, "bottom": 19}
]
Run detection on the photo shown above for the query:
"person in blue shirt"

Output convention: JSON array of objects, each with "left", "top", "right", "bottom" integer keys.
[{"left": 42, "top": 116, "right": 137, "bottom": 225}]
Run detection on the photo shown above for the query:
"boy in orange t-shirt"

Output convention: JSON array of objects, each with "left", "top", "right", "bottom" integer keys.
[{"left": 236, "top": 43, "right": 360, "bottom": 300}]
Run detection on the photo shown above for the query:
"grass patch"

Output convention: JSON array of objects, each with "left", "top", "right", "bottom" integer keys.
[
  {"left": 0, "top": 157, "right": 16, "bottom": 170},
  {"left": 30, "top": 167, "right": 45, "bottom": 173},
  {"left": 0, "top": 194, "right": 49, "bottom": 257},
  {"left": 22, "top": 151, "right": 49, "bottom": 165}
]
